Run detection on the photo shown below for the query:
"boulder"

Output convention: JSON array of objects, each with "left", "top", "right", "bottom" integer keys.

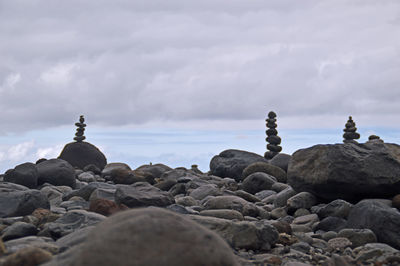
[
  {"left": 287, "top": 143, "right": 400, "bottom": 202},
  {"left": 210, "top": 149, "right": 267, "bottom": 181},
  {"left": 337, "top": 228, "right": 377, "bottom": 248},
  {"left": 63, "top": 182, "right": 115, "bottom": 201},
  {"left": 269, "top": 153, "right": 292, "bottom": 172},
  {"left": 101, "top": 163, "right": 131, "bottom": 177},
  {"left": 4, "top": 163, "right": 38, "bottom": 189},
  {"left": 313, "top": 199, "right": 353, "bottom": 219},
  {"left": 37, "top": 159, "right": 76, "bottom": 188},
  {"left": 58, "top": 142, "right": 107, "bottom": 170},
  {"left": 1, "top": 222, "right": 39, "bottom": 241},
  {"left": 242, "top": 162, "right": 287, "bottom": 183},
  {"left": 203, "top": 195, "right": 259, "bottom": 217},
  {"left": 135, "top": 163, "right": 172, "bottom": 181},
  {"left": 0, "top": 190, "right": 49, "bottom": 218},
  {"left": 273, "top": 186, "right": 296, "bottom": 208},
  {"left": 115, "top": 182, "right": 175, "bottom": 208},
  {"left": 242, "top": 172, "right": 277, "bottom": 194},
  {"left": 287, "top": 192, "right": 317, "bottom": 211},
  {"left": 189, "top": 184, "right": 220, "bottom": 200},
  {"left": 347, "top": 199, "right": 400, "bottom": 249},
  {"left": 45, "top": 208, "right": 239, "bottom": 266},
  {"left": 315, "top": 217, "right": 347, "bottom": 232}
]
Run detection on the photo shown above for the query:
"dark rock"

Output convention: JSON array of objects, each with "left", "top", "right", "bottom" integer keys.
[
  {"left": 347, "top": 199, "right": 400, "bottom": 249},
  {"left": 242, "top": 172, "right": 276, "bottom": 194},
  {"left": 314, "top": 199, "right": 353, "bottom": 219},
  {"left": 2, "top": 222, "right": 39, "bottom": 241},
  {"left": 89, "top": 198, "right": 128, "bottom": 216},
  {"left": 105, "top": 168, "right": 146, "bottom": 184},
  {"left": 63, "top": 182, "right": 115, "bottom": 201},
  {"left": 210, "top": 149, "right": 267, "bottom": 181},
  {"left": 59, "top": 142, "right": 107, "bottom": 170},
  {"left": 287, "top": 142, "right": 400, "bottom": 202},
  {"left": 287, "top": 192, "right": 317, "bottom": 211},
  {"left": 315, "top": 216, "right": 347, "bottom": 232},
  {"left": 154, "top": 179, "right": 177, "bottom": 191},
  {"left": 83, "top": 164, "right": 101, "bottom": 175},
  {"left": 269, "top": 153, "right": 292, "bottom": 172},
  {"left": 4, "top": 163, "right": 38, "bottom": 189},
  {"left": 203, "top": 195, "right": 259, "bottom": 217},
  {"left": 36, "top": 158, "right": 47, "bottom": 164},
  {"left": 200, "top": 209, "right": 244, "bottom": 220},
  {"left": 189, "top": 184, "right": 220, "bottom": 200},
  {"left": 46, "top": 208, "right": 240, "bottom": 266},
  {"left": 37, "top": 159, "right": 76, "bottom": 188},
  {"left": 337, "top": 228, "right": 377, "bottom": 248},
  {"left": 0, "top": 190, "right": 49, "bottom": 218},
  {"left": 135, "top": 163, "right": 172, "bottom": 181},
  {"left": 115, "top": 182, "right": 175, "bottom": 208},
  {"left": 101, "top": 163, "right": 131, "bottom": 177},
  {"left": 274, "top": 186, "right": 296, "bottom": 208},
  {"left": 242, "top": 162, "right": 287, "bottom": 183}
]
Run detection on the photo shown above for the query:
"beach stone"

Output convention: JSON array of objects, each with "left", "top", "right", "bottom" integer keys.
[
  {"left": 2, "top": 222, "right": 38, "bottom": 241},
  {"left": 0, "top": 246, "right": 52, "bottom": 266},
  {"left": 115, "top": 182, "right": 175, "bottom": 208},
  {"left": 37, "top": 159, "right": 76, "bottom": 188},
  {"left": 89, "top": 198, "right": 128, "bottom": 216},
  {"left": 48, "top": 208, "right": 240, "bottom": 266},
  {"left": 255, "top": 190, "right": 276, "bottom": 200},
  {"left": 77, "top": 172, "right": 95, "bottom": 183},
  {"left": 314, "top": 199, "right": 353, "bottom": 219},
  {"left": 101, "top": 163, "right": 131, "bottom": 177},
  {"left": 315, "top": 216, "right": 347, "bottom": 232},
  {"left": 40, "top": 186, "right": 65, "bottom": 207},
  {"left": 328, "top": 237, "right": 352, "bottom": 250},
  {"left": 294, "top": 208, "right": 310, "bottom": 217},
  {"left": 242, "top": 162, "right": 287, "bottom": 183},
  {"left": 105, "top": 168, "right": 146, "bottom": 184},
  {"left": 274, "top": 187, "right": 296, "bottom": 208},
  {"left": 190, "top": 215, "right": 279, "bottom": 251},
  {"left": 0, "top": 190, "right": 49, "bottom": 218},
  {"left": 270, "top": 207, "right": 287, "bottom": 219},
  {"left": 175, "top": 196, "right": 198, "bottom": 207},
  {"left": 189, "top": 184, "right": 220, "bottom": 200},
  {"left": 203, "top": 195, "right": 259, "bottom": 217},
  {"left": 210, "top": 149, "right": 267, "bottom": 181},
  {"left": 338, "top": 228, "right": 377, "bottom": 248},
  {"left": 83, "top": 164, "right": 101, "bottom": 175},
  {"left": 4, "top": 236, "right": 58, "bottom": 254},
  {"left": 393, "top": 194, "right": 400, "bottom": 210},
  {"left": 55, "top": 226, "right": 94, "bottom": 253},
  {"left": 271, "top": 182, "right": 289, "bottom": 192},
  {"left": 59, "top": 141, "right": 107, "bottom": 170},
  {"left": 45, "top": 210, "right": 106, "bottom": 239},
  {"left": 287, "top": 143, "right": 400, "bottom": 202},
  {"left": 4, "top": 163, "right": 38, "bottom": 189},
  {"left": 200, "top": 209, "right": 244, "bottom": 220},
  {"left": 347, "top": 199, "right": 400, "bottom": 249},
  {"left": 63, "top": 182, "right": 115, "bottom": 201},
  {"left": 269, "top": 153, "right": 292, "bottom": 172},
  {"left": 88, "top": 188, "right": 116, "bottom": 202},
  {"left": 292, "top": 214, "right": 319, "bottom": 228},
  {"left": 135, "top": 163, "right": 172, "bottom": 181},
  {"left": 287, "top": 192, "right": 317, "bottom": 211},
  {"left": 242, "top": 172, "right": 277, "bottom": 194}
]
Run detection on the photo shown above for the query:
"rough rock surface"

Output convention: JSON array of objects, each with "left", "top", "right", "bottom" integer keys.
[
  {"left": 0, "top": 189, "right": 49, "bottom": 218},
  {"left": 287, "top": 142, "right": 400, "bottom": 202},
  {"left": 37, "top": 159, "right": 76, "bottom": 188},
  {"left": 59, "top": 142, "right": 107, "bottom": 170}
]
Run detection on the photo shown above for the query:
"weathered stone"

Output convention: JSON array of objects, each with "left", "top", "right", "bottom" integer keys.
[
  {"left": 37, "top": 159, "right": 76, "bottom": 188},
  {"left": 4, "top": 163, "right": 38, "bottom": 189},
  {"left": 210, "top": 149, "right": 267, "bottom": 181},
  {"left": 242, "top": 162, "right": 287, "bottom": 183},
  {"left": 287, "top": 192, "right": 317, "bottom": 211},
  {"left": 4, "top": 236, "right": 58, "bottom": 255},
  {"left": 200, "top": 209, "right": 244, "bottom": 220},
  {"left": 337, "top": 228, "right": 377, "bottom": 248},
  {"left": 63, "top": 182, "right": 115, "bottom": 201},
  {"left": 242, "top": 172, "right": 277, "bottom": 194},
  {"left": 287, "top": 143, "right": 400, "bottom": 202},
  {"left": 314, "top": 199, "right": 353, "bottom": 219},
  {"left": 0, "top": 246, "right": 52, "bottom": 266},
  {"left": 203, "top": 195, "right": 259, "bottom": 217},
  {"left": 2, "top": 222, "right": 38, "bottom": 241},
  {"left": 101, "top": 163, "right": 131, "bottom": 177},
  {"left": 175, "top": 196, "right": 198, "bottom": 207},
  {"left": 274, "top": 187, "right": 296, "bottom": 208},
  {"left": 189, "top": 184, "right": 220, "bottom": 200},
  {"left": 269, "top": 153, "right": 292, "bottom": 172},
  {"left": 315, "top": 216, "right": 347, "bottom": 232},
  {"left": 0, "top": 190, "right": 49, "bottom": 218},
  {"left": 89, "top": 198, "right": 128, "bottom": 216},
  {"left": 328, "top": 237, "right": 352, "bottom": 250},
  {"left": 55, "top": 226, "right": 94, "bottom": 252},
  {"left": 59, "top": 142, "right": 107, "bottom": 170}
]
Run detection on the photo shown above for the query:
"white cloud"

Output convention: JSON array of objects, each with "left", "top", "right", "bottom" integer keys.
[
  {"left": 7, "top": 140, "right": 35, "bottom": 161},
  {"left": 39, "top": 63, "right": 78, "bottom": 86},
  {"left": 35, "top": 144, "right": 64, "bottom": 159}
]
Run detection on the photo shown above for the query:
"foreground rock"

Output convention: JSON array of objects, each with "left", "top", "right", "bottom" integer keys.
[
  {"left": 287, "top": 142, "right": 400, "bottom": 202},
  {"left": 210, "top": 149, "right": 267, "bottom": 181},
  {"left": 44, "top": 208, "right": 240, "bottom": 266}
]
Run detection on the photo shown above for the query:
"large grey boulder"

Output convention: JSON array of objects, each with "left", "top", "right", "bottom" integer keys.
[
  {"left": 59, "top": 142, "right": 107, "bottom": 170},
  {"left": 0, "top": 189, "right": 49, "bottom": 218},
  {"left": 115, "top": 182, "right": 175, "bottom": 208},
  {"left": 287, "top": 142, "right": 400, "bottom": 202},
  {"left": 44, "top": 208, "right": 239, "bottom": 266},
  {"left": 210, "top": 149, "right": 267, "bottom": 181},
  {"left": 4, "top": 163, "right": 39, "bottom": 189},
  {"left": 37, "top": 159, "right": 76, "bottom": 188},
  {"left": 347, "top": 199, "right": 400, "bottom": 249}
]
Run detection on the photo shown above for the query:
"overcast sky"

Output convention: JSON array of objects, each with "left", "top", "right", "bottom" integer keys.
[{"left": 1, "top": 0, "right": 400, "bottom": 172}]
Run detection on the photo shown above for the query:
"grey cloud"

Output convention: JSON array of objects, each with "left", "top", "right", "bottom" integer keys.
[{"left": 0, "top": 0, "right": 400, "bottom": 133}]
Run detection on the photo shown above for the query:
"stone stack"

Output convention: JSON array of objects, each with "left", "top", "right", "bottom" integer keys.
[
  {"left": 264, "top": 111, "right": 282, "bottom": 159},
  {"left": 343, "top": 116, "right": 360, "bottom": 143},
  {"left": 74, "top": 115, "right": 86, "bottom": 142}
]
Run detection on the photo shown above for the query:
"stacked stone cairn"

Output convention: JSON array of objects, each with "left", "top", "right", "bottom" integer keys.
[
  {"left": 264, "top": 111, "right": 282, "bottom": 159},
  {"left": 343, "top": 116, "right": 360, "bottom": 143},
  {"left": 74, "top": 115, "right": 86, "bottom": 142}
]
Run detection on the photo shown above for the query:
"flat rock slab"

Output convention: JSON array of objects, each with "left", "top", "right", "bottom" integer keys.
[{"left": 287, "top": 142, "right": 400, "bottom": 202}]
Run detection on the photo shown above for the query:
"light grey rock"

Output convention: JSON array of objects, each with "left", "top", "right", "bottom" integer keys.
[
  {"left": 287, "top": 192, "right": 317, "bottom": 211},
  {"left": 338, "top": 228, "right": 377, "bottom": 248},
  {"left": 274, "top": 187, "right": 296, "bottom": 208},
  {"left": 242, "top": 172, "right": 277, "bottom": 194},
  {"left": 2, "top": 221, "right": 38, "bottom": 241},
  {"left": 200, "top": 209, "right": 244, "bottom": 220},
  {"left": 0, "top": 189, "right": 49, "bottom": 218}
]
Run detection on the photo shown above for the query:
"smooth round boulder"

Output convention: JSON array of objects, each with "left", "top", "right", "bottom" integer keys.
[
  {"left": 64, "top": 208, "right": 240, "bottom": 266},
  {"left": 4, "top": 163, "right": 38, "bottom": 189},
  {"left": 242, "top": 172, "right": 277, "bottom": 194},
  {"left": 59, "top": 142, "right": 107, "bottom": 170},
  {"left": 37, "top": 159, "right": 76, "bottom": 188},
  {"left": 242, "top": 162, "right": 287, "bottom": 183}
]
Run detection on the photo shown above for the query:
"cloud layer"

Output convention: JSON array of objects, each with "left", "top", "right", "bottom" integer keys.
[{"left": 1, "top": 0, "right": 400, "bottom": 133}]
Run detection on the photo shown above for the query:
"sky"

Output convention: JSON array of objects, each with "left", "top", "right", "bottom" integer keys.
[{"left": 0, "top": 0, "right": 400, "bottom": 173}]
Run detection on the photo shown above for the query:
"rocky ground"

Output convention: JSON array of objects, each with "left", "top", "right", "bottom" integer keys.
[{"left": 1, "top": 141, "right": 400, "bottom": 266}]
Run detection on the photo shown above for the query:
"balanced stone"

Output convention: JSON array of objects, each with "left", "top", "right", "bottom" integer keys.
[
  {"left": 73, "top": 115, "right": 86, "bottom": 142},
  {"left": 343, "top": 116, "right": 360, "bottom": 143},
  {"left": 265, "top": 111, "right": 282, "bottom": 159}
]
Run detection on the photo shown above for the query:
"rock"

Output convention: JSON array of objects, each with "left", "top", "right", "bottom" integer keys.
[
  {"left": 83, "top": 164, "right": 101, "bottom": 175},
  {"left": 0, "top": 190, "right": 49, "bottom": 218},
  {"left": 200, "top": 209, "right": 244, "bottom": 220},
  {"left": 293, "top": 208, "right": 310, "bottom": 217},
  {"left": 393, "top": 194, "right": 400, "bottom": 210},
  {"left": 313, "top": 199, "right": 353, "bottom": 219},
  {"left": 315, "top": 216, "right": 347, "bottom": 232},
  {"left": 135, "top": 163, "right": 172, "bottom": 181},
  {"left": 104, "top": 168, "right": 146, "bottom": 184},
  {"left": 269, "top": 153, "right": 292, "bottom": 172},
  {"left": 47, "top": 208, "right": 240, "bottom": 266},
  {"left": 77, "top": 172, "right": 96, "bottom": 183},
  {"left": 4, "top": 163, "right": 38, "bottom": 189},
  {"left": 3, "top": 236, "right": 58, "bottom": 254},
  {"left": 115, "top": 182, "right": 175, "bottom": 208},
  {"left": 2, "top": 222, "right": 38, "bottom": 241},
  {"left": 255, "top": 190, "right": 276, "bottom": 200},
  {"left": 271, "top": 221, "right": 292, "bottom": 234},
  {"left": 190, "top": 215, "right": 279, "bottom": 251},
  {"left": 59, "top": 142, "right": 107, "bottom": 170},
  {"left": 89, "top": 198, "right": 128, "bottom": 216},
  {"left": 347, "top": 199, "right": 400, "bottom": 249},
  {"left": 189, "top": 184, "right": 220, "bottom": 200},
  {"left": 210, "top": 149, "right": 267, "bottom": 181},
  {"left": 101, "top": 163, "right": 131, "bottom": 177},
  {"left": 242, "top": 172, "right": 277, "bottom": 194},
  {"left": 64, "top": 182, "right": 115, "bottom": 201},
  {"left": 287, "top": 192, "right": 317, "bottom": 211},
  {"left": 270, "top": 207, "right": 287, "bottom": 219},
  {"left": 274, "top": 187, "right": 296, "bottom": 208},
  {"left": 264, "top": 111, "right": 282, "bottom": 159},
  {"left": 37, "top": 159, "right": 76, "bottom": 188},
  {"left": 234, "top": 190, "right": 260, "bottom": 203},
  {"left": 271, "top": 182, "right": 289, "bottom": 192},
  {"left": 0, "top": 246, "right": 52, "bottom": 266},
  {"left": 203, "top": 195, "right": 259, "bottom": 217},
  {"left": 337, "top": 228, "right": 377, "bottom": 248},
  {"left": 287, "top": 142, "right": 400, "bottom": 202},
  {"left": 175, "top": 196, "right": 198, "bottom": 207},
  {"left": 342, "top": 116, "right": 360, "bottom": 143},
  {"left": 292, "top": 214, "right": 319, "bottom": 228},
  {"left": 40, "top": 186, "right": 66, "bottom": 207},
  {"left": 88, "top": 188, "right": 115, "bottom": 202},
  {"left": 55, "top": 226, "right": 94, "bottom": 253},
  {"left": 242, "top": 162, "right": 287, "bottom": 183},
  {"left": 328, "top": 237, "right": 352, "bottom": 250},
  {"left": 45, "top": 210, "right": 106, "bottom": 239}
]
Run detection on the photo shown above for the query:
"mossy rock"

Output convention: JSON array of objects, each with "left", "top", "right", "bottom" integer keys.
[{"left": 242, "top": 162, "right": 287, "bottom": 183}]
